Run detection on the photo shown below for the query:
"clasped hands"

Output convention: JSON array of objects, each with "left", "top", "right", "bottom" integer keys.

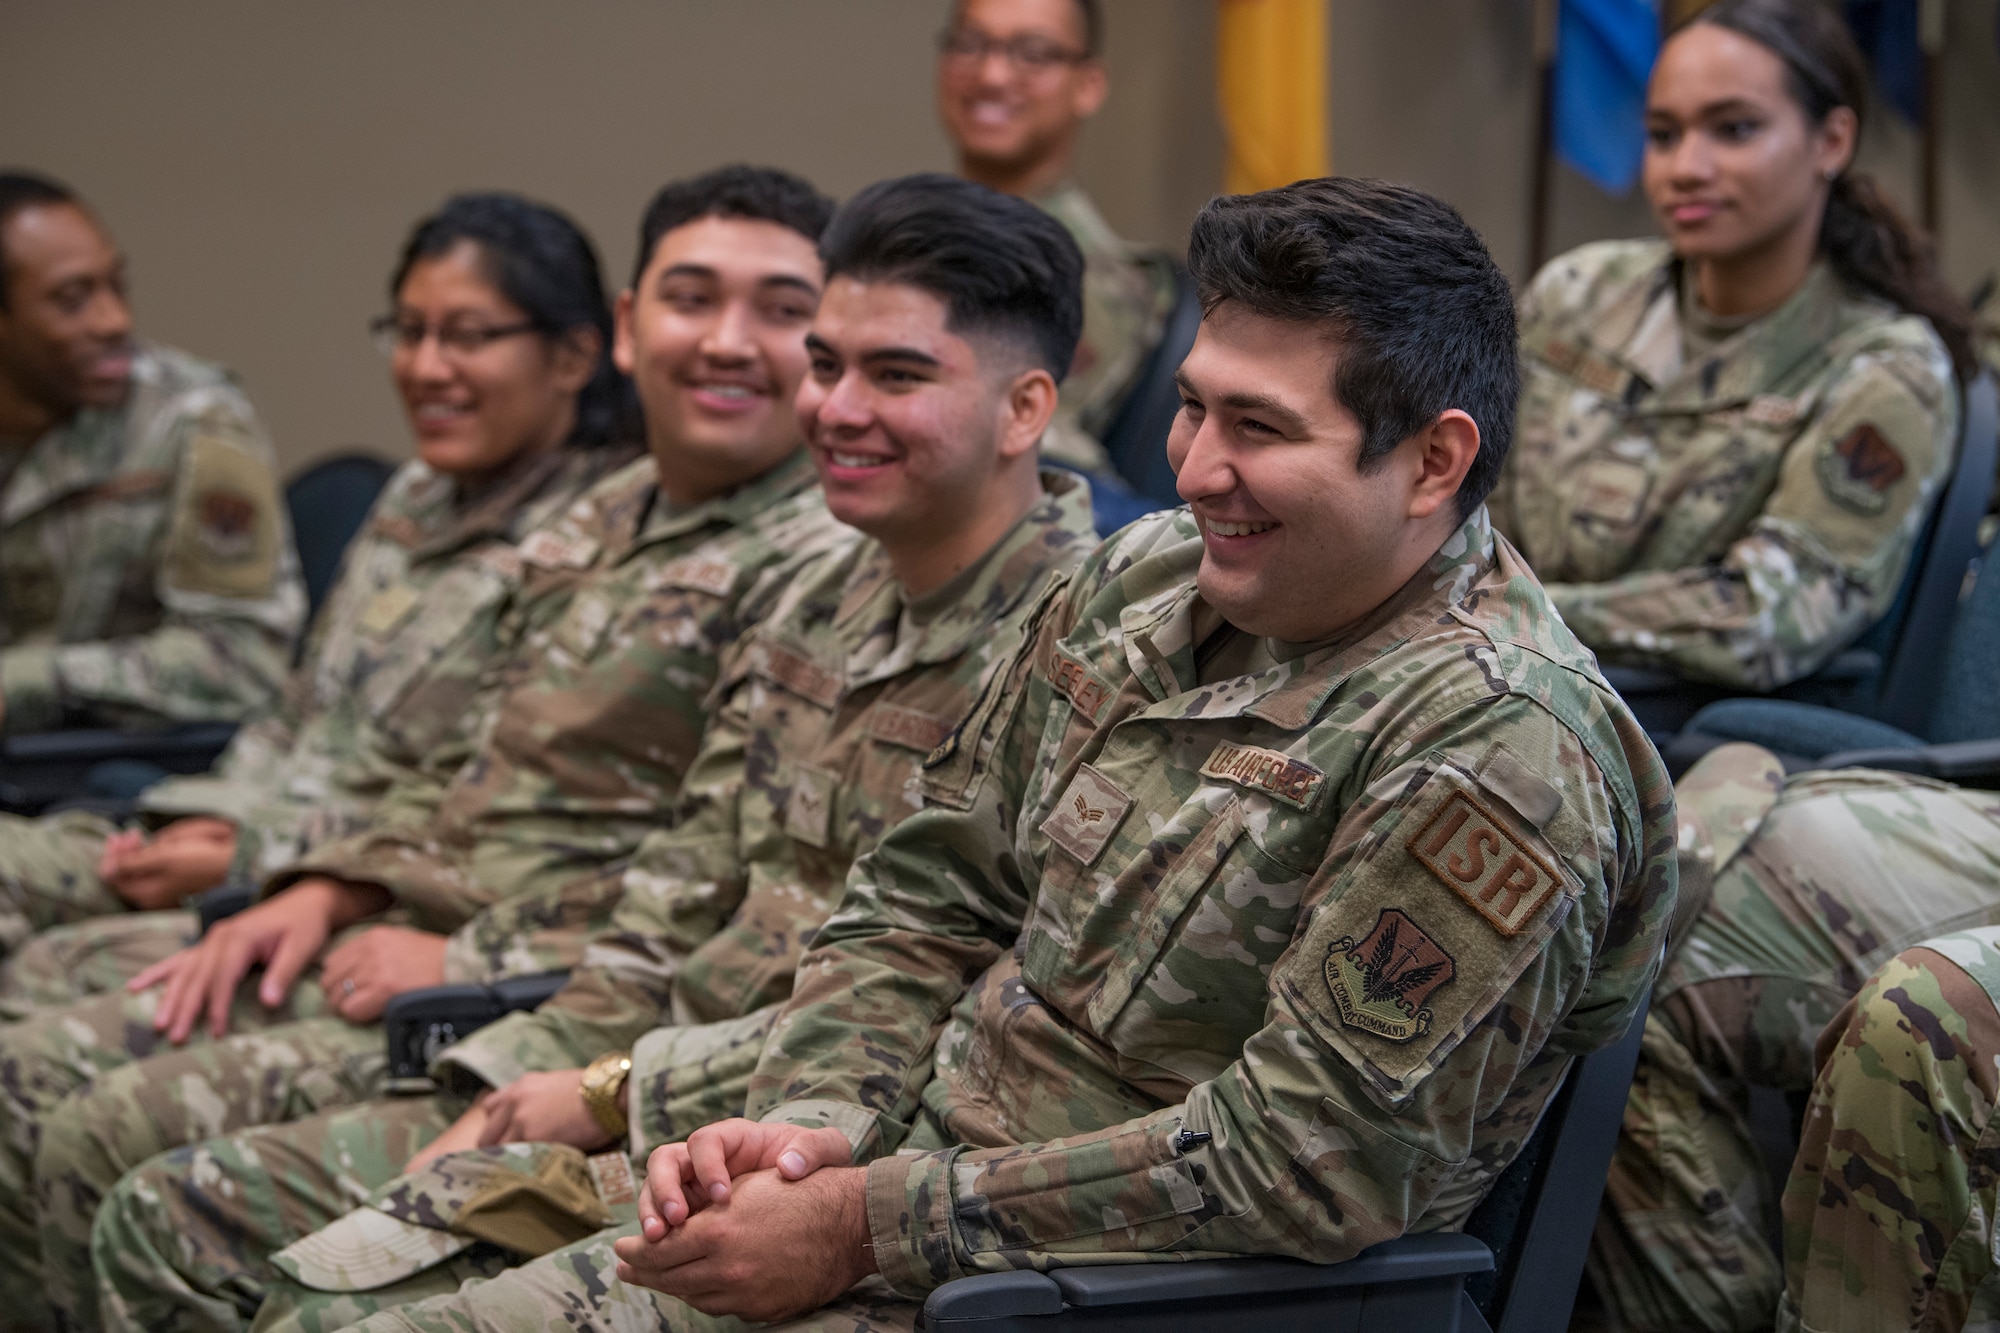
[
  {"left": 608, "top": 1118, "right": 875, "bottom": 1322},
  {"left": 126, "top": 876, "right": 447, "bottom": 1041}
]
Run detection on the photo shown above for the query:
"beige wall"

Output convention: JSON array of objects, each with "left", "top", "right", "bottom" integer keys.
[{"left": 5, "top": 1, "right": 1995, "bottom": 473}]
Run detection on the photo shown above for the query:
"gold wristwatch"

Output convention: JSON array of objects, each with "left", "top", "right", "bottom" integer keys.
[{"left": 580, "top": 1051, "right": 632, "bottom": 1140}]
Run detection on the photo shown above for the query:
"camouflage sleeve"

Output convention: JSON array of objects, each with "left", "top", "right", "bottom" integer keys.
[
  {"left": 858, "top": 695, "right": 1667, "bottom": 1296},
  {"left": 432, "top": 688, "right": 755, "bottom": 1087},
  {"left": 746, "top": 608, "right": 1059, "bottom": 1158},
  {"left": 0, "top": 395, "right": 306, "bottom": 730},
  {"left": 1546, "top": 340, "right": 1958, "bottom": 690}
]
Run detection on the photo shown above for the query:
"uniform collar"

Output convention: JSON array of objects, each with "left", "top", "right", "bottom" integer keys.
[
  {"left": 614, "top": 448, "right": 818, "bottom": 560},
  {"left": 1115, "top": 507, "right": 1500, "bottom": 731},
  {"left": 400, "top": 446, "right": 612, "bottom": 560},
  {"left": 835, "top": 468, "right": 1097, "bottom": 686},
  {"left": 1568, "top": 255, "right": 1847, "bottom": 414}
]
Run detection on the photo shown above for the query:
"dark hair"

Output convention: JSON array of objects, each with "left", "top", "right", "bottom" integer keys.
[
  {"left": 1187, "top": 177, "right": 1519, "bottom": 520},
  {"left": 631, "top": 165, "right": 836, "bottom": 289},
  {"left": 1684, "top": 0, "right": 1978, "bottom": 376},
  {"left": 393, "top": 192, "right": 632, "bottom": 446},
  {"left": 947, "top": 0, "right": 1102, "bottom": 57},
  {"left": 819, "top": 173, "right": 1084, "bottom": 380},
  {"left": 0, "top": 171, "right": 82, "bottom": 311}
]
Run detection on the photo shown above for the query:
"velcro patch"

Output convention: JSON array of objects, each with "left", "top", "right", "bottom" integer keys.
[
  {"left": 866, "top": 704, "right": 954, "bottom": 754},
  {"left": 1047, "top": 649, "right": 1112, "bottom": 722},
  {"left": 1407, "top": 791, "right": 1563, "bottom": 936},
  {"left": 1816, "top": 423, "right": 1905, "bottom": 516},
  {"left": 1744, "top": 394, "right": 1801, "bottom": 427},
  {"left": 1200, "top": 741, "right": 1324, "bottom": 810},
  {"left": 356, "top": 584, "right": 422, "bottom": 636},
  {"left": 660, "top": 555, "right": 737, "bottom": 598},
  {"left": 1540, "top": 337, "right": 1631, "bottom": 399},
  {"left": 586, "top": 1152, "right": 636, "bottom": 1207},
  {"left": 752, "top": 641, "right": 843, "bottom": 709},
  {"left": 1571, "top": 457, "right": 1652, "bottom": 527},
  {"left": 1040, "top": 763, "right": 1132, "bottom": 867},
  {"left": 784, "top": 765, "right": 837, "bottom": 848},
  {"left": 1324, "top": 908, "right": 1457, "bottom": 1043},
  {"left": 518, "top": 529, "right": 601, "bottom": 570}
]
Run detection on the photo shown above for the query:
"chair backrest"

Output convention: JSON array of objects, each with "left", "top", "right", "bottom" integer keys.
[
  {"left": 285, "top": 452, "right": 397, "bottom": 625},
  {"left": 1464, "top": 994, "right": 1650, "bottom": 1333},
  {"left": 1869, "top": 372, "right": 1998, "bottom": 734},
  {"left": 1098, "top": 266, "right": 1200, "bottom": 507}
]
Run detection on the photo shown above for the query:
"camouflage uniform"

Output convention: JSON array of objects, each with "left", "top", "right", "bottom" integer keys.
[
  {"left": 0, "top": 341, "right": 305, "bottom": 733},
  {"left": 1033, "top": 183, "right": 1177, "bottom": 477},
  {"left": 88, "top": 473, "right": 1097, "bottom": 1333},
  {"left": 325, "top": 505, "right": 1675, "bottom": 1333},
  {"left": 1586, "top": 745, "right": 2000, "bottom": 1333},
  {"left": 1776, "top": 925, "right": 2000, "bottom": 1333},
  {"left": 1488, "top": 242, "right": 1959, "bottom": 690},
  {"left": 0, "top": 444, "right": 633, "bottom": 968},
  {"left": 0, "top": 452, "right": 845, "bottom": 1331}
]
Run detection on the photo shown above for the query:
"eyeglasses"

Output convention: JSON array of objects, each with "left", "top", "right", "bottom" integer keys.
[
  {"left": 370, "top": 316, "right": 541, "bottom": 359},
  {"left": 938, "top": 27, "right": 1088, "bottom": 71}
]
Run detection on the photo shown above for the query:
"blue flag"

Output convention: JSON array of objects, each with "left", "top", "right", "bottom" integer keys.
[
  {"left": 1843, "top": 0, "right": 1924, "bottom": 124},
  {"left": 1554, "top": 0, "right": 1661, "bottom": 194}
]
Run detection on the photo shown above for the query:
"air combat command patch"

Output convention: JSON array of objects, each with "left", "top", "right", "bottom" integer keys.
[
  {"left": 1815, "top": 422, "right": 1905, "bottom": 516},
  {"left": 1324, "top": 908, "right": 1456, "bottom": 1043}
]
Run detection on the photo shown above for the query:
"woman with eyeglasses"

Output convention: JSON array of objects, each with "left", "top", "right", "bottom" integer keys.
[
  {"left": 0, "top": 192, "right": 639, "bottom": 1002},
  {"left": 1489, "top": 0, "right": 1978, "bottom": 699}
]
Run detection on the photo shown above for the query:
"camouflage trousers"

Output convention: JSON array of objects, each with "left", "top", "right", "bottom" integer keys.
[
  {"left": 1779, "top": 927, "right": 2000, "bottom": 1333},
  {"left": 344, "top": 1229, "right": 918, "bottom": 1333},
  {"left": 1589, "top": 768, "right": 2000, "bottom": 1333},
  {"left": 0, "top": 973, "right": 384, "bottom": 1332},
  {"left": 0, "top": 910, "right": 196, "bottom": 1017},
  {"left": 0, "top": 808, "right": 122, "bottom": 956},
  {"left": 94, "top": 1007, "right": 780, "bottom": 1333}
]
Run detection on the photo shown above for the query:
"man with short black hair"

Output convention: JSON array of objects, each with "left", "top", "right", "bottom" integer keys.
[
  {"left": 0, "top": 171, "right": 303, "bottom": 734},
  {"left": 309, "top": 177, "right": 1675, "bottom": 1333},
  {"left": 937, "top": 0, "right": 1175, "bottom": 479}
]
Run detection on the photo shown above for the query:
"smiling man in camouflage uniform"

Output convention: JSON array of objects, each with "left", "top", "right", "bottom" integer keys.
[
  {"left": 0, "top": 171, "right": 304, "bottom": 736},
  {"left": 258, "top": 178, "right": 1676, "bottom": 1333},
  {"left": 0, "top": 166, "right": 856, "bottom": 1331},
  {"left": 87, "top": 172, "right": 1101, "bottom": 1333}
]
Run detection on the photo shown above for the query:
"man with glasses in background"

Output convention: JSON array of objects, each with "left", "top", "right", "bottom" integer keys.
[
  {"left": 937, "top": 0, "right": 1176, "bottom": 484},
  {"left": 0, "top": 171, "right": 303, "bottom": 740}
]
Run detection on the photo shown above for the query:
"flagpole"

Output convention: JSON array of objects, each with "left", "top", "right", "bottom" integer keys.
[{"left": 1528, "top": 0, "right": 1558, "bottom": 275}]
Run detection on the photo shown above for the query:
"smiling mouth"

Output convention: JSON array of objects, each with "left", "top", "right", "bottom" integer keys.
[
  {"left": 1208, "top": 519, "right": 1277, "bottom": 537},
  {"left": 827, "top": 450, "right": 892, "bottom": 470}
]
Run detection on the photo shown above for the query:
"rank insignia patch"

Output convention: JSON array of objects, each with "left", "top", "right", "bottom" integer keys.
[
  {"left": 1040, "top": 763, "right": 1132, "bottom": 866},
  {"left": 1324, "top": 908, "right": 1456, "bottom": 1043},
  {"left": 1408, "top": 791, "right": 1563, "bottom": 936}
]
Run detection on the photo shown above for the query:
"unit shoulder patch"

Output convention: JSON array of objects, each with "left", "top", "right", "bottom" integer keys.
[
  {"left": 1407, "top": 789, "right": 1564, "bottom": 937},
  {"left": 1200, "top": 741, "right": 1324, "bottom": 809},
  {"left": 1815, "top": 422, "right": 1906, "bottom": 516},
  {"left": 1324, "top": 908, "right": 1457, "bottom": 1043}
]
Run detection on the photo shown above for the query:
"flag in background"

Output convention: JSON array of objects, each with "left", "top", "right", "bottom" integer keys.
[
  {"left": 1553, "top": 0, "right": 1661, "bottom": 193},
  {"left": 1843, "top": 0, "right": 1923, "bottom": 123},
  {"left": 1216, "top": 0, "right": 1329, "bottom": 194}
]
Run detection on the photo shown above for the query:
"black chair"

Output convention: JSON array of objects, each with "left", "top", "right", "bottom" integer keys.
[
  {"left": 916, "top": 997, "right": 1651, "bottom": 1333},
  {"left": 1098, "top": 267, "right": 1201, "bottom": 509},
  {"left": 1609, "top": 371, "right": 1997, "bottom": 757},
  {"left": 0, "top": 452, "right": 396, "bottom": 814},
  {"left": 379, "top": 971, "right": 572, "bottom": 1091}
]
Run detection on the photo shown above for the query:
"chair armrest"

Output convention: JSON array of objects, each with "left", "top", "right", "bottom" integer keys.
[
  {"left": 0, "top": 721, "right": 237, "bottom": 766},
  {"left": 1817, "top": 738, "right": 2000, "bottom": 786},
  {"left": 917, "top": 1233, "right": 1492, "bottom": 1330},
  {"left": 196, "top": 881, "right": 256, "bottom": 934},
  {"left": 381, "top": 971, "right": 572, "bottom": 1090}
]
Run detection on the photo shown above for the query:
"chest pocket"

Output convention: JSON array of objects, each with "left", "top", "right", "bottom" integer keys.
[
  {"left": 1638, "top": 411, "right": 1797, "bottom": 572},
  {"left": 57, "top": 477, "right": 175, "bottom": 639},
  {"left": 358, "top": 560, "right": 513, "bottom": 729}
]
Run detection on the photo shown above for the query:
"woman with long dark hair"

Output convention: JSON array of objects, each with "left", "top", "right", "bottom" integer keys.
[
  {"left": 1489, "top": 0, "right": 1974, "bottom": 694},
  {"left": 0, "top": 192, "right": 639, "bottom": 1003}
]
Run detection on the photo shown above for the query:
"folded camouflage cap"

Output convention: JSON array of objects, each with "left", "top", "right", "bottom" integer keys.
[
  {"left": 273, "top": 1142, "right": 638, "bottom": 1291},
  {"left": 1666, "top": 742, "right": 1786, "bottom": 962}
]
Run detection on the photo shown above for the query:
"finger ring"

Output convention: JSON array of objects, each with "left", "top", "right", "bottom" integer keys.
[{"left": 340, "top": 978, "right": 356, "bottom": 996}]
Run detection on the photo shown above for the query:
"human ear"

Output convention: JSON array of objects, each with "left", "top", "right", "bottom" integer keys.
[
  {"left": 1405, "top": 409, "right": 1481, "bottom": 521},
  {"left": 1071, "top": 61, "right": 1109, "bottom": 120},
  {"left": 1000, "top": 367, "right": 1060, "bottom": 462},
  {"left": 611, "top": 290, "right": 637, "bottom": 376},
  {"left": 551, "top": 327, "right": 601, "bottom": 394},
  {"left": 1815, "top": 106, "right": 1858, "bottom": 179}
]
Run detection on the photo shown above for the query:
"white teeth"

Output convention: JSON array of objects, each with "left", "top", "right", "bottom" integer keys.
[
  {"left": 1209, "top": 520, "right": 1276, "bottom": 537},
  {"left": 830, "top": 452, "right": 888, "bottom": 469},
  {"left": 701, "top": 385, "right": 754, "bottom": 400}
]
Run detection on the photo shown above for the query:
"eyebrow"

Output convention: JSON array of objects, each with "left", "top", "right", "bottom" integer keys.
[
  {"left": 806, "top": 336, "right": 945, "bottom": 370},
  {"left": 1647, "top": 97, "right": 1766, "bottom": 121},
  {"left": 1177, "top": 372, "right": 1311, "bottom": 434}
]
